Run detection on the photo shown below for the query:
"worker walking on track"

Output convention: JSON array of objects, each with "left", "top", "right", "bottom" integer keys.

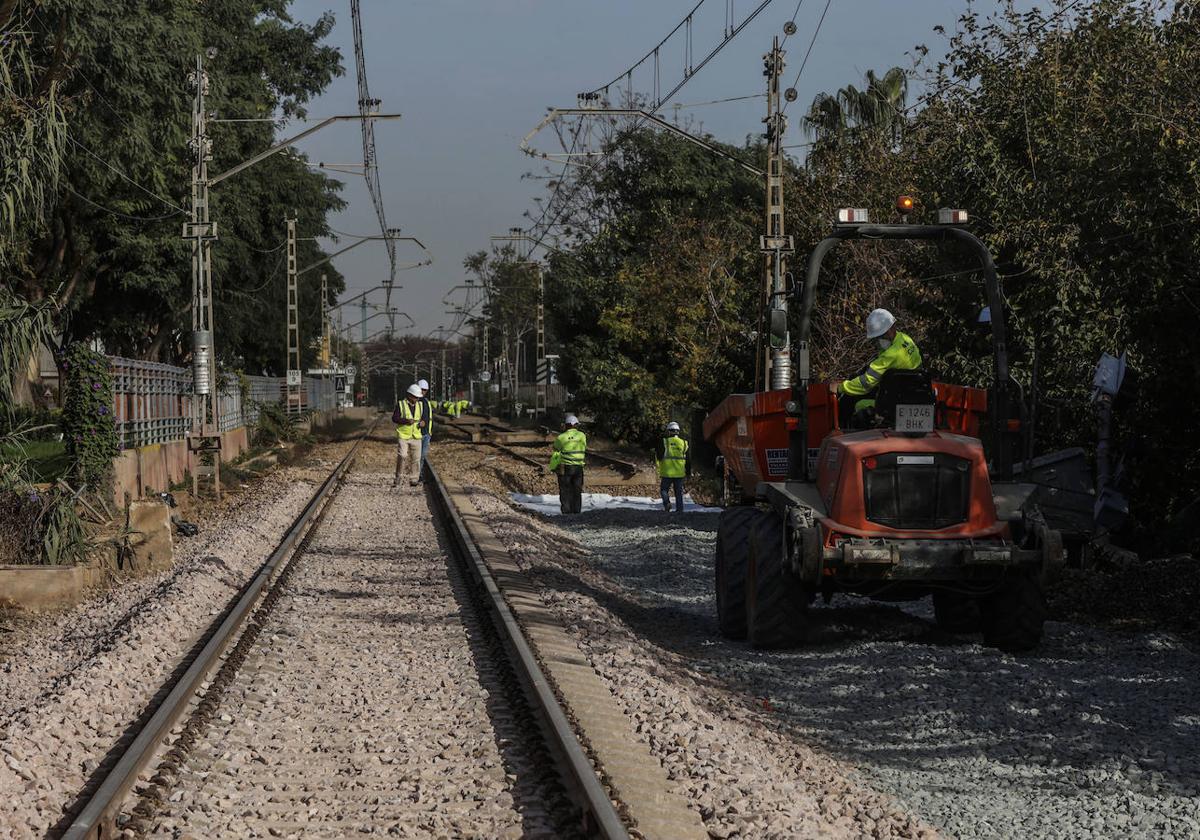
[
  {"left": 417, "top": 379, "right": 433, "bottom": 482},
  {"left": 549, "top": 414, "right": 587, "bottom": 515},
  {"left": 393, "top": 383, "right": 426, "bottom": 488},
  {"left": 837, "top": 308, "right": 922, "bottom": 425},
  {"left": 654, "top": 421, "right": 690, "bottom": 512}
]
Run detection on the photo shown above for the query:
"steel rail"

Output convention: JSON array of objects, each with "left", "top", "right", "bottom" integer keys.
[
  {"left": 426, "top": 463, "right": 630, "bottom": 840},
  {"left": 62, "top": 420, "right": 379, "bottom": 840}
]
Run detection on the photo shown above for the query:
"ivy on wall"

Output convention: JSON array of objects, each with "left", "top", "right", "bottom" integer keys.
[{"left": 60, "top": 344, "right": 120, "bottom": 490}]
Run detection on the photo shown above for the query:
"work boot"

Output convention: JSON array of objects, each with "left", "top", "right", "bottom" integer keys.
[{"left": 662, "top": 500, "right": 671, "bottom": 512}]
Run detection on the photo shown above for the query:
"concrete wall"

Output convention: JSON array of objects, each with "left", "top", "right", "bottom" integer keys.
[
  {"left": 0, "top": 564, "right": 106, "bottom": 611},
  {"left": 109, "top": 409, "right": 377, "bottom": 505},
  {"left": 111, "top": 425, "right": 252, "bottom": 507},
  {"left": 112, "top": 441, "right": 187, "bottom": 507}
]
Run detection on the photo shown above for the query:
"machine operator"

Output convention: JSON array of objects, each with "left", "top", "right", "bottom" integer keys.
[{"left": 837, "top": 308, "right": 922, "bottom": 425}]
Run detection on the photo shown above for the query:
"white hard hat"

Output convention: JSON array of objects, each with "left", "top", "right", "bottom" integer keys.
[
  {"left": 406, "top": 383, "right": 423, "bottom": 397},
  {"left": 865, "top": 308, "right": 896, "bottom": 339},
  {"left": 417, "top": 379, "right": 429, "bottom": 390},
  {"left": 564, "top": 414, "right": 579, "bottom": 426},
  {"left": 666, "top": 421, "right": 680, "bottom": 432}
]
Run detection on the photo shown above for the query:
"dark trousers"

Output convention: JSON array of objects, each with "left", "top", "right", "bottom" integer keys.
[
  {"left": 557, "top": 466, "right": 584, "bottom": 514},
  {"left": 660, "top": 477, "right": 684, "bottom": 511}
]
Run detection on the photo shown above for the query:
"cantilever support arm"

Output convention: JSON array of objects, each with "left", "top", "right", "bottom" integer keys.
[
  {"left": 210, "top": 114, "right": 402, "bottom": 187},
  {"left": 298, "top": 235, "right": 423, "bottom": 278},
  {"left": 521, "top": 108, "right": 764, "bottom": 176},
  {"left": 341, "top": 309, "right": 414, "bottom": 334}
]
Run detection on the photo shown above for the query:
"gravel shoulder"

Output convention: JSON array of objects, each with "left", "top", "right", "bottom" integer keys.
[
  {"left": 0, "top": 440, "right": 354, "bottom": 837},
  {"left": 438, "top": 444, "right": 1200, "bottom": 840}
]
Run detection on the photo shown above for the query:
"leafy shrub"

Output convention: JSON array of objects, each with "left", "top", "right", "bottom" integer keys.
[
  {"left": 0, "top": 432, "right": 89, "bottom": 565},
  {"left": 253, "top": 400, "right": 303, "bottom": 446}
]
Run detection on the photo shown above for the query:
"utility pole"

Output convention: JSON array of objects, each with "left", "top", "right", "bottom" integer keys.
[
  {"left": 762, "top": 36, "right": 794, "bottom": 392},
  {"left": 185, "top": 53, "right": 221, "bottom": 499},
  {"left": 285, "top": 217, "right": 303, "bottom": 415},
  {"left": 335, "top": 309, "right": 344, "bottom": 365},
  {"left": 182, "top": 53, "right": 403, "bottom": 495},
  {"left": 320, "top": 272, "right": 331, "bottom": 369}
]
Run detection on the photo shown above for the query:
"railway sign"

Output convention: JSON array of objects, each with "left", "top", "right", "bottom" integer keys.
[
  {"left": 479, "top": 371, "right": 492, "bottom": 382},
  {"left": 345, "top": 365, "right": 357, "bottom": 379},
  {"left": 537, "top": 354, "right": 559, "bottom": 385},
  {"left": 286, "top": 369, "right": 302, "bottom": 386}
]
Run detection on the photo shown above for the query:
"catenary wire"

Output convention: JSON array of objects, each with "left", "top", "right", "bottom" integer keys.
[{"left": 780, "top": 0, "right": 832, "bottom": 116}]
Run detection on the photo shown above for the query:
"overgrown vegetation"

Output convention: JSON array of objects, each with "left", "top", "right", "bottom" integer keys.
[
  {"left": 0, "top": 430, "right": 90, "bottom": 565},
  {"left": 252, "top": 400, "right": 305, "bottom": 447},
  {"left": 60, "top": 343, "right": 118, "bottom": 489},
  {"left": 532, "top": 0, "right": 1198, "bottom": 544}
]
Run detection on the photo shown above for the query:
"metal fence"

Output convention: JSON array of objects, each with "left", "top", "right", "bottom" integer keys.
[
  {"left": 109, "top": 358, "right": 339, "bottom": 448},
  {"left": 110, "top": 357, "right": 192, "bottom": 448}
]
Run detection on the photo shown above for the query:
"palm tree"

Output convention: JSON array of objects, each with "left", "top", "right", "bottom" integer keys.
[
  {"left": 802, "top": 91, "right": 848, "bottom": 141},
  {"left": 802, "top": 67, "right": 909, "bottom": 143}
]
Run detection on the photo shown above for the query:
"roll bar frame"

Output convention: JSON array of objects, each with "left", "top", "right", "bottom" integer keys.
[{"left": 788, "top": 223, "right": 1015, "bottom": 482}]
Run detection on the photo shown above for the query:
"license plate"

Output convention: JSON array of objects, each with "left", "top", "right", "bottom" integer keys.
[{"left": 895, "top": 404, "right": 934, "bottom": 433}]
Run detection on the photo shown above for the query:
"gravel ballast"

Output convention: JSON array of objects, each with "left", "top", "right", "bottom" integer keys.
[
  {"left": 449, "top": 464, "right": 1200, "bottom": 839},
  {"left": 0, "top": 444, "right": 354, "bottom": 837},
  {"left": 147, "top": 443, "right": 560, "bottom": 837}
]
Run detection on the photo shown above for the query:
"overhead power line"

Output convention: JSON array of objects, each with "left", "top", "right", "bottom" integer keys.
[
  {"left": 525, "top": 0, "right": 777, "bottom": 252},
  {"left": 780, "top": 0, "right": 832, "bottom": 116},
  {"left": 350, "top": 0, "right": 400, "bottom": 321},
  {"left": 582, "top": 0, "right": 775, "bottom": 112}
]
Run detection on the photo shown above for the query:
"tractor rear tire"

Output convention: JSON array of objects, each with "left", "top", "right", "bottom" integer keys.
[
  {"left": 979, "top": 572, "right": 1046, "bottom": 652},
  {"left": 746, "top": 511, "right": 808, "bottom": 649},
  {"left": 932, "top": 591, "right": 981, "bottom": 634},
  {"left": 715, "top": 506, "right": 762, "bottom": 640}
]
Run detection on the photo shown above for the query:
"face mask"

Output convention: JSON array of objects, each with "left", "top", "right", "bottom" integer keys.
[{"left": 876, "top": 337, "right": 891, "bottom": 350}]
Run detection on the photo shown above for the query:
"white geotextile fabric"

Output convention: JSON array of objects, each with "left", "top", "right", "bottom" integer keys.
[{"left": 510, "top": 492, "right": 721, "bottom": 516}]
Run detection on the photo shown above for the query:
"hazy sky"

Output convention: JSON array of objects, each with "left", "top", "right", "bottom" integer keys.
[{"left": 284, "top": 0, "right": 1018, "bottom": 337}]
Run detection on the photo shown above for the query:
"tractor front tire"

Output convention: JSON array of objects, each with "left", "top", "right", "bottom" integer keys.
[
  {"left": 746, "top": 512, "right": 808, "bottom": 649},
  {"left": 933, "top": 591, "right": 981, "bottom": 634},
  {"left": 715, "top": 506, "right": 762, "bottom": 640},
  {"left": 979, "top": 572, "right": 1046, "bottom": 652}
]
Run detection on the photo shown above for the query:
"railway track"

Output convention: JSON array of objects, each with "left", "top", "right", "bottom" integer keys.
[{"left": 58, "top": 427, "right": 657, "bottom": 839}]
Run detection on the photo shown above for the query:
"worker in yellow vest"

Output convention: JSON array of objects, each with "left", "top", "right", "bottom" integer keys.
[
  {"left": 393, "top": 383, "right": 426, "bottom": 488},
  {"left": 654, "top": 421, "right": 691, "bottom": 512},
  {"left": 549, "top": 414, "right": 587, "bottom": 514}
]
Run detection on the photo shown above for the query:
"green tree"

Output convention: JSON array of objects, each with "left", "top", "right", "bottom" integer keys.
[
  {"left": 543, "top": 127, "right": 762, "bottom": 441},
  {"left": 4, "top": 0, "right": 346, "bottom": 378}
]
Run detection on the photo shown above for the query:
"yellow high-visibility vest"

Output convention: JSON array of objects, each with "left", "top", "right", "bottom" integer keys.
[
  {"left": 395, "top": 399, "right": 425, "bottom": 440},
  {"left": 657, "top": 435, "right": 688, "bottom": 478},
  {"left": 839, "top": 330, "right": 923, "bottom": 397},
  {"left": 549, "top": 428, "right": 587, "bottom": 470}
]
